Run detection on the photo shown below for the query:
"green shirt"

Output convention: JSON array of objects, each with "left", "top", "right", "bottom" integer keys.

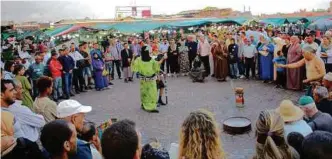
[{"left": 28, "top": 63, "right": 45, "bottom": 80}]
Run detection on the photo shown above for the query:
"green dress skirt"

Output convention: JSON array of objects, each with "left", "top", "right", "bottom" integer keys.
[{"left": 132, "top": 57, "right": 160, "bottom": 111}]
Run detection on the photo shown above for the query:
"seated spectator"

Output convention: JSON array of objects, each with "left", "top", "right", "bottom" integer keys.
[
  {"left": 322, "top": 72, "right": 332, "bottom": 100},
  {"left": 253, "top": 110, "right": 300, "bottom": 159},
  {"left": 178, "top": 110, "right": 225, "bottom": 159},
  {"left": 78, "top": 122, "right": 103, "bottom": 159},
  {"left": 298, "top": 96, "right": 332, "bottom": 133},
  {"left": 40, "top": 119, "right": 77, "bottom": 159},
  {"left": 3, "top": 61, "right": 15, "bottom": 80},
  {"left": 1, "top": 79, "right": 45, "bottom": 141},
  {"left": 313, "top": 86, "right": 332, "bottom": 116},
  {"left": 13, "top": 64, "right": 33, "bottom": 109},
  {"left": 287, "top": 132, "right": 305, "bottom": 158},
  {"left": 275, "top": 100, "right": 312, "bottom": 137},
  {"left": 101, "top": 119, "right": 141, "bottom": 159},
  {"left": 33, "top": 76, "right": 57, "bottom": 123},
  {"left": 302, "top": 131, "right": 332, "bottom": 159},
  {"left": 57, "top": 99, "right": 93, "bottom": 159}
]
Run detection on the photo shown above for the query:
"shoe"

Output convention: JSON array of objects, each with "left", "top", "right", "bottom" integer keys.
[
  {"left": 275, "top": 85, "right": 281, "bottom": 88},
  {"left": 124, "top": 79, "right": 128, "bottom": 83},
  {"left": 128, "top": 78, "right": 133, "bottom": 82},
  {"left": 80, "top": 89, "right": 87, "bottom": 92},
  {"left": 88, "top": 86, "right": 93, "bottom": 89},
  {"left": 240, "top": 75, "right": 245, "bottom": 79},
  {"left": 119, "top": 77, "right": 122, "bottom": 79},
  {"left": 167, "top": 73, "right": 171, "bottom": 77},
  {"left": 145, "top": 109, "right": 159, "bottom": 113},
  {"left": 75, "top": 90, "right": 81, "bottom": 94},
  {"left": 109, "top": 82, "right": 114, "bottom": 85},
  {"left": 59, "top": 96, "right": 66, "bottom": 100},
  {"left": 64, "top": 95, "right": 70, "bottom": 99},
  {"left": 70, "top": 93, "right": 75, "bottom": 96},
  {"left": 54, "top": 99, "right": 58, "bottom": 103},
  {"left": 96, "top": 88, "right": 101, "bottom": 91},
  {"left": 211, "top": 74, "right": 215, "bottom": 77},
  {"left": 158, "top": 100, "right": 166, "bottom": 106}
]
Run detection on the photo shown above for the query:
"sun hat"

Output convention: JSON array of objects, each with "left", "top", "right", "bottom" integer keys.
[
  {"left": 298, "top": 96, "right": 315, "bottom": 108},
  {"left": 324, "top": 72, "right": 332, "bottom": 82},
  {"left": 57, "top": 100, "right": 92, "bottom": 118},
  {"left": 275, "top": 100, "right": 304, "bottom": 122}
]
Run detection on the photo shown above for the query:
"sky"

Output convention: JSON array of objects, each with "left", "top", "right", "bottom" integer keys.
[{"left": 1, "top": 0, "right": 330, "bottom": 22}]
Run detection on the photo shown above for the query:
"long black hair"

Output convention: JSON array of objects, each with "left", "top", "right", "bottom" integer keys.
[{"left": 141, "top": 46, "right": 151, "bottom": 62}]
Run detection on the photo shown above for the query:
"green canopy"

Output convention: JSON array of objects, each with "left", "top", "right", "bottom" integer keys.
[
  {"left": 111, "top": 21, "right": 167, "bottom": 33},
  {"left": 167, "top": 19, "right": 210, "bottom": 27},
  {"left": 260, "top": 18, "right": 288, "bottom": 26},
  {"left": 44, "top": 25, "right": 73, "bottom": 37}
]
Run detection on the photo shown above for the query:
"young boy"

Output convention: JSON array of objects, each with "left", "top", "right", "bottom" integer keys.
[{"left": 273, "top": 51, "right": 286, "bottom": 88}]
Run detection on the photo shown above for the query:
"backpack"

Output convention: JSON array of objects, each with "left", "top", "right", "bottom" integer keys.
[{"left": 2, "top": 138, "right": 45, "bottom": 159}]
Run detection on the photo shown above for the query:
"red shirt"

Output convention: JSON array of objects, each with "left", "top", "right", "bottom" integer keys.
[{"left": 49, "top": 59, "right": 63, "bottom": 78}]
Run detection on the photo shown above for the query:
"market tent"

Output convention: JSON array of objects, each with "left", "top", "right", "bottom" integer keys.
[
  {"left": 307, "top": 15, "right": 332, "bottom": 22},
  {"left": 260, "top": 18, "right": 288, "bottom": 26},
  {"left": 44, "top": 25, "right": 73, "bottom": 37},
  {"left": 308, "top": 17, "right": 332, "bottom": 31},
  {"left": 286, "top": 17, "right": 309, "bottom": 23},
  {"left": 111, "top": 21, "right": 168, "bottom": 33},
  {"left": 89, "top": 24, "right": 114, "bottom": 30},
  {"left": 54, "top": 25, "right": 83, "bottom": 36},
  {"left": 17, "top": 30, "right": 44, "bottom": 40},
  {"left": 168, "top": 19, "right": 210, "bottom": 27}
]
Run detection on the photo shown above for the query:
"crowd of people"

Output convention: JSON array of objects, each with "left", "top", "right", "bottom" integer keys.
[{"left": 1, "top": 25, "right": 332, "bottom": 159}]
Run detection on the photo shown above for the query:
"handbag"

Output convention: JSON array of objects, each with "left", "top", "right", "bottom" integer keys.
[{"left": 102, "top": 68, "right": 108, "bottom": 76}]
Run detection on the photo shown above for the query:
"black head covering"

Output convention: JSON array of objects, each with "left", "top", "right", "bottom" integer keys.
[{"left": 141, "top": 46, "right": 151, "bottom": 62}]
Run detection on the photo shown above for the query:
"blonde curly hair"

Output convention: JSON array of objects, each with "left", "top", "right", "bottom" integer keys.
[{"left": 179, "top": 109, "right": 225, "bottom": 159}]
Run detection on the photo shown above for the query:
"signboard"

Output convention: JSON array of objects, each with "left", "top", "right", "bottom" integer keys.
[{"left": 115, "top": 6, "right": 151, "bottom": 19}]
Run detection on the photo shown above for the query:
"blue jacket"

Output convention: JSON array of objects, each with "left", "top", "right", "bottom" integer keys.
[
  {"left": 71, "top": 139, "right": 93, "bottom": 159},
  {"left": 58, "top": 55, "right": 75, "bottom": 72}
]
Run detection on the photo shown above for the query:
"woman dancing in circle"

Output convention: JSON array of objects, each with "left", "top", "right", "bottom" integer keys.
[{"left": 132, "top": 45, "right": 166, "bottom": 113}]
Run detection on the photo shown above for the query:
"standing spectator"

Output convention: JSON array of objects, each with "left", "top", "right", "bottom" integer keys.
[
  {"left": 130, "top": 38, "right": 141, "bottom": 56},
  {"left": 13, "top": 64, "right": 33, "bottom": 109},
  {"left": 56, "top": 99, "right": 93, "bottom": 159},
  {"left": 323, "top": 72, "right": 332, "bottom": 100},
  {"left": 228, "top": 38, "right": 239, "bottom": 79},
  {"left": 198, "top": 35, "right": 211, "bottom": 77},
  {"left": 286, "top": 36, "right": 304, "bottom": 90},
  {"left": 28, "top": 55, "right": 45, "bottom": 98},
  {"left": 211, "top": 36, "right": 228, "bottom": 81},
  {"left": 79, "top": 122, "right": 103, "bottom": 159},
  {"left": 101, "top": 119, "right": 142, "bottom": 159},
  {"left": 178, "top": 38, "right": 190, "bottom": 76},
  {"left": 121, "top": 43, "right": 133, "bottom": 82},
  {"left": 2, "top": 79, "right": 45, "bottom": 142},
  {"left": 92, "top": 53, "right": 105, "bottom": 91},
  {"left": 167, "top": 39, "right": 179, "bottom": 77},
  {"left": 237, "top": 37, "right": 245, "bottom": 78},
  {"left": 273, "top": 51, "right": 287, "bottom": 88},
  {"left": 258, "top": 36, "right": 274, "bottom": 83},
  {"left": 243, "top": 38, "right": 257, "bottom": 79},
  {"left": 80, "top": 42, "right": 93, "bottom": 89},
  {"left": 159, "top": 38, "right": 169, "bottom": 73},
  {"left": 58, "top": 46, "right": 75, "bottom": 99},
  {"left": 298, "top": 96, "right": 332, "bottom": 133},
  {"left": 302, "top": 131, "right": 332, "bottom": 159},
  {"left": 3, "top": 61, "right": 15, "bottom": 80},
  {"left": 253, "top": 110, "right": 299, "bottom": 159},
  {"left": 40, "top": 120, "right": 78, "bottom": 159},
  {"left": 69, "top": 43, "right": 85, "bottom": 94},
  {"left": 313, "top": 86, "right": 332, "bottom": 116},
  {"left": 178, "top": 110, "right": 225, "bottom": 159},
  {"left": 316, "top": 36, "right": 332, "bottom": 72},
  {"left": 49, "top": 50, "right": 63, "bottom": 101},
  {"left": 90, "top": 43, "right": 103, "bottom": 60},
  {"left": 103, "top": 46, "right": 114, "bottom": 84},
  {"left": 282, "top": 36, "right": 291, "bottom": 60},
  {"left": 186, "top": 35, "right": 198, "bottom": 70},
  {"left": 110, "top": 39, "right": 122, "bottom": 79},
  {"left": 33, "top": 76, "right": 57, "bottom": 123},
  {"left": 275, "top": 100, "right": 312, "bottom": 138}
]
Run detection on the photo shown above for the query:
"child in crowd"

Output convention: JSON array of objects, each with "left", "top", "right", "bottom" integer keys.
[{"left": 273, "top": 50, "right": 287, "bottom": 88}]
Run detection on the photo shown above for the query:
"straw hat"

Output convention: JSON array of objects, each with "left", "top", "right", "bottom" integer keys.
[{"left": 275, "top": 100, "right": 304, "bottom": 122}]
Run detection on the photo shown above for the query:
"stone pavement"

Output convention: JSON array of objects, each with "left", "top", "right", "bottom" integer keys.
[{"left": 72, "top": 76, "right": 302, "bottom": 159}]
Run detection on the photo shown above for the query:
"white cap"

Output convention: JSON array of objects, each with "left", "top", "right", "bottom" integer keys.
[
  {"left": 324, "top": 72, "right": 332, "bottom": 82},
  {"left": 57, "top": 100, "right": 92, "bottom": 118}
]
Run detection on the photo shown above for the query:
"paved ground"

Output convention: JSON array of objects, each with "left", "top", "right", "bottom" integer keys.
[{"left": 72, "top": 76, "right": 302, "bottom": 159}]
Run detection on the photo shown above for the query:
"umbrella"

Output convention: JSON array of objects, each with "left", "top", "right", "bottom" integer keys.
[{"left": 308, "top": 18, "right": 332, "bottom": 31}]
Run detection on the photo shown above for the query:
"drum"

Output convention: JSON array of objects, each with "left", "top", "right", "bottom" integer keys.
[{"left": 223, "top": 117, "right": 251, "bottom": 135}]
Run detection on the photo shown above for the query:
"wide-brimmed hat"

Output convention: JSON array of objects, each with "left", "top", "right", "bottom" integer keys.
[{"left": 275, "top": 100, "right": 304, "bottom": 122}]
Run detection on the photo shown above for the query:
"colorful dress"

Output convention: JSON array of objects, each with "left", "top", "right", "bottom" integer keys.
[
  {"left": 132, "top": 57, "right": 160, "bottom": 111},
  {"left": 258, "top": 43, "right": 274, "bottom": 81},
  {"left": 92, "top": 59, "right": 104, "bottom": 90},
  {"left": 212, "top": 41, "right": 228, "bottom": 80},
  {"left": 15, "top": 75, "right": 33, "bottom": 109},
  {"left": 178, "top": 44, "right": 189, "bottom": 74}
]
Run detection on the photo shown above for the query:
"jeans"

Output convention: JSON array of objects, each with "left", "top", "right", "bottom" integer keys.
[
  {"left": 53, "top": 77, "right": 63, "bottom": 99},
  {"left": 82, "top": 67, "right": 91, "bottom": 77},
  {"left": 229, "top": 63, "right": 238, "bottom": 77},
  {"left": 73, "top": 69, "right": 85, "bottom": 91},
  {"left": 111, "top": 60, "right": 121, "bottom": 78},
  {"left": 63, "top": 72, "right": 72, "bottom": 96},
  {"left": 237, "top": 60, "right": 245, "bottom": 75}
]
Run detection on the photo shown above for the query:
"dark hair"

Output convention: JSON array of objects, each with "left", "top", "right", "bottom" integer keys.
[
  {"left": 287, "top": 132, "right": 304, "bottom": 156},
  {"left": 78, "top": 121, "right": 96, "bottom": 142},
  {"left": 302, "top": 131, "right": 332, "bottom": 159},
  {"left": 13, "top": 64, "right": 25, "bottom": 75},
  {"left": 277, "top": 50, "right": 282, "bottom": 56},
  {"left": 101, "top": 119, "right": 138, "bottom": 159},
  {"left": 36, "top": 76, "right": 53, "bottom": 93},
  {"left": 58, "top": 49, "right": 63, "bottom": 52},
  {"left": 4, "top": 61, "right": 14, "bottom": 72},
  {"left": 41, "top": 120, "right": 73, "bottom": 157},
  {"left": 1, "top": 79, "right": 14, "bottom": 93},
  {"left": 230, "top": 38, "right": 235, "bottom": 42}
]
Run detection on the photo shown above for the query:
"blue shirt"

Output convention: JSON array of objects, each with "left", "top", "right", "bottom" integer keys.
[
  {"left": 71, "top": 139, "right": 93, "bottom": 159},
  {"left": 273, "top": 56, "right": 286, "bottom": 72},
  {"left": 90, "top": 49, "right": 103, "bottom": 59},
  {"left": 284, "top": 120, "right": 312, "bottom": 139},
  {"left": 58, "top": 55, "right": 75, "bottom": 72}
]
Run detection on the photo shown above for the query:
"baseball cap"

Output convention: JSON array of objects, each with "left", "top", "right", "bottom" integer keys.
[
  {"left": 298, "top": 96, "right": 315, "bottom": 108},
  {"left": 57, "top": 100, "right": 92, "bottom": 118}
]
